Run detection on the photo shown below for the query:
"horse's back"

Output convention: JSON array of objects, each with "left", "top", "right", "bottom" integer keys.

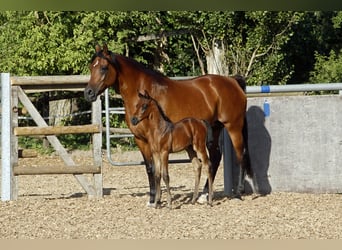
[{"left": 161, "top": 75, "right": 247, "bottom": 124}]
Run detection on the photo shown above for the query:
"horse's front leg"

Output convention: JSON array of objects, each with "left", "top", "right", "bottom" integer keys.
[
  {"left": 153, "top": 153, "right": 162, "bottom": 208},
  {"left": 161, "top": 151, "right": 172, "bottom": 209},
  {"left": 134, "top": 137, "right": 156, "bottom": 206}
]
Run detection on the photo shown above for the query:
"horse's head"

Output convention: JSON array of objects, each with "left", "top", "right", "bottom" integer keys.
[
  {"left": 84, "top": 44, "right": 118, "bottom": 102},
  {"left": 131, "top": 90, "right": 154, "bottom": 126}
]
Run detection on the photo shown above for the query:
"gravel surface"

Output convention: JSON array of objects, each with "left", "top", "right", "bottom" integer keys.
[{"left": 0, "top": 150, "right": 341, "bottom": 239}]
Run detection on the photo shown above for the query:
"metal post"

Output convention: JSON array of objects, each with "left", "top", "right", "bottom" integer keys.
[{"left": 1, "top": 73, "right": 13, "bottom": 201}]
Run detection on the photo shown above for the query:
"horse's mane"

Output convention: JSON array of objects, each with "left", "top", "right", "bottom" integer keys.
[
  {"left": 118, "top": 55, "right": 168, "bottom": 83},
  {"left": 139, "top": 92, "right": 172, "bottom": 123},
  {"left": 153, "top": 98, "right": 173, "bottom": 124},
  {"left": 90, "top": 50, "right": 168, "bottom": 84}
]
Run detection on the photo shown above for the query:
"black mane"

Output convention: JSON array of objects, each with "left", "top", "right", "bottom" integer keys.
[
  {"left": 121, "top": 55, "right": 167, "bottom": 80},
  {"left": 139, "top": 93, "right": 172, "bottom": 123},
  {"left": 153, "top": 99, "right": 172, "bottom": 124}
]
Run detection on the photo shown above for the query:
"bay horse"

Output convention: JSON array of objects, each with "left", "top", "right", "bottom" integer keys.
[
  {"left": 131, "top": 90, "right": 213, "bottom": 208},
  {"left": 84, "top": 44, "right": 252, "bottom": 205}
]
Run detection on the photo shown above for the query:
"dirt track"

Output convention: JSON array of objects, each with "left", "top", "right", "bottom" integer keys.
[{"left": 0, "top": 150, "right": 341, "bottom": 239}]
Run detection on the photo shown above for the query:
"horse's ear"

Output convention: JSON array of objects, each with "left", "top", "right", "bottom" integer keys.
[
  {"left": 137, "top": 90, "right": 151, "bottom": 99},
  {"left": 143, "top": 90, "right": 151, "bottom": 99},
  {"left": 103, "top": 43, "right": 108, "bottom": 55},
  {"left": 95, "top": 44, "right": 101, "bottom": 53},
  {"left": 137, "top": 90, "right": 145, "bottom": 98}
]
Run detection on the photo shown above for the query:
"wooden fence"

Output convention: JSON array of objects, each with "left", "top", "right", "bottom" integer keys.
[{"left": 1, "top": 74, "right": 102, "bottom": 201}]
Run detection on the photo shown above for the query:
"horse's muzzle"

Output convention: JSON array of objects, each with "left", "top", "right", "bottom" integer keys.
[
  {"left": 131, "top": 117, "right": 139, "bottom": 126},
  {"left": 84, "top": 86, "right": 97, "bottom": 102}
]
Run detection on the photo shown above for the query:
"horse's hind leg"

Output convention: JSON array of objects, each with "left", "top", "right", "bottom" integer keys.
[
  {"left": 187, "top": 147, "right": 202, "bottom": 204},
  {"left": 225, "top": 121, "right": 245, "bottom": 199},
  {"left": 199, "top": 124, "right": 222, "bottom": 202},
  {"left": 198, "top": 150, "right": 213, "bottom": 206}
]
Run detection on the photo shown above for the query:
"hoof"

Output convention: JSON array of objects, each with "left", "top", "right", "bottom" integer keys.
[
  {"left": 146, "top": 201, "right": 162, "bottom": 208},
  {"left": 146, "top": 201, "right": 155, "bottom": 207},
  {"left": 231, "top": 194, "right": 243, "bottom": 200},
  {"left": 197, "top": 193, "right": 208, "bottom": 204},
  {"left": 146, "top": 201, "right": 159, "bottom": 208}
]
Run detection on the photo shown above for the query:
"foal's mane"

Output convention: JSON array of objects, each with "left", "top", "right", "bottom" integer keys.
[{"left": 139, "top": 92, "right": 172, "bottom": 123}]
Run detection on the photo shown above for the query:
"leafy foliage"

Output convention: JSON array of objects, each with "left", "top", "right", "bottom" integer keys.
[
  {"left": 1, "top": 11, "right": 341, "bottom": 150},
  {"left": 310, "top": 50, "right": 342, "bottom": 83}
]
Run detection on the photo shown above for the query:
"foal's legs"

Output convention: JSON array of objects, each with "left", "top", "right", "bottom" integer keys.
[
  {"left": 186, "top": 147, "right": 202, "bottom": 204},
  {"left": 161, "top": 151, "right": 172, "bottom": 208},
  {"left": 196, "top": 144, "right": 213, "bottom": 206},
  {"left": 152, "top": 153, "right": 162, "bottom": 208},
  {"left": 202, "top": 158, "right": 213, "bottom": 205}
]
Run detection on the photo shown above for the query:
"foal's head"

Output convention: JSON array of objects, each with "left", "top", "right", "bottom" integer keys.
[
  {"left": 131, "top": 90, "right": 156, "bottom": 126},
  {"left": 131, "top": 90, "right": 172, "bottom": 127}
]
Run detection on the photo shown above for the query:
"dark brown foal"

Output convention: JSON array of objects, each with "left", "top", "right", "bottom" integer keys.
[{"left": 131, "top": 91, "right": 213, "bottom": 208}]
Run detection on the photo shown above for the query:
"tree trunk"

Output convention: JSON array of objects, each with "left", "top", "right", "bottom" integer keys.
[
  {"left": 49, "top": 98, "right": 77, "bottom": 126},
  {"left": 206, "top": 39, "right": 229, "bottom": 76},
  {"left": 153, "top": 34, "right": 169, "bottom": 74}
]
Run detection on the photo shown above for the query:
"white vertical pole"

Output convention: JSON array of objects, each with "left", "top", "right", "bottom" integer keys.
[
  {"left": 92, "top": 96, "right": 103, "bottom": 197},
  {"left": 1, "top": 73, "right": 13, "bottom": 201}
]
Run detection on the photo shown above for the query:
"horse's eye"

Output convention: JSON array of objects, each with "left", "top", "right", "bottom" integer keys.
[
  {"left": 142, "top": 104, "right": 148, "bottom": 111},
  {"left": 100, "top": 66, "right": 108, "bottom": 73}
]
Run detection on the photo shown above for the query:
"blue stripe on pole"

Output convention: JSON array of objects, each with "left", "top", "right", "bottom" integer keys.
[{"left": 261, "top": 85, "right": 271, "bottom": 93}]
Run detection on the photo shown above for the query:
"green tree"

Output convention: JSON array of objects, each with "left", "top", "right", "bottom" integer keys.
[
  {"left": 167, "top": 11, "right": 304, "bottom": 85},
  {"left": 308, "top": 11, "right": 342, "bottom": 83},
  {"left": 310, "top": 50, "right": 342, "bottom": 83}
]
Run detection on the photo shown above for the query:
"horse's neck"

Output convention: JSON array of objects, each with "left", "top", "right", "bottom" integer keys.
[
  {"left": 116, "top": 55, "right": 169, "bottom": 104},
  {"left": 117, "top": 56, "right": 146, "bottom": 92}
]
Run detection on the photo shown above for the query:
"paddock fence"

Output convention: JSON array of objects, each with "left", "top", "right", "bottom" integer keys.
[
  {"left": 1, "top": 73, "right": 342, "bottom": 201},
  {"left": 1, "top": 74, "right": 102, "bottom": 201}
]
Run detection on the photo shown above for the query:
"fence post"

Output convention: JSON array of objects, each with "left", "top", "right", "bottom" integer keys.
[
  {"left": 92, "top": 96, "right": 103, "bottom": 197},
  {"left": 1, "top": 73, "right": 14, "bottom": 201}
]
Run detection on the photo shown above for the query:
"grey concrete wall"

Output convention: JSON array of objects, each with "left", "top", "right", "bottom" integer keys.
[{"left": 245, "top": 95, "right": 342, "bottom": 193}]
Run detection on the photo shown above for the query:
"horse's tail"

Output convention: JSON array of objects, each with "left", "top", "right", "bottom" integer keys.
[
  {"left": 234, "top": 75, "right": 253, "bottom": 177},
  {"left": 232, "top": 75, "right": 253, "bottom": 177},
  {"left": 232, "top": 74, "right": 246, "bottom": 93},
  {"left": 242, "top": 116, "right": 253, "bottom": 178},
  {"left": 203, "top": 120, "right": 214, "bottom": 149}
]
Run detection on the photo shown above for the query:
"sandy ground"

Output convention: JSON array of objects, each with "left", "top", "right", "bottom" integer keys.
[{"left": 0, "top": 150, "right": 341, "bottom": 239}]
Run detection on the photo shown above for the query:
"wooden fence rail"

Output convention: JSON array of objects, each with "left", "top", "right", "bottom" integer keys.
[
  {"left": 1, "top": 74, "right": 103, "bottom": 201},
  {"left": 14, "top": 124, "right": 101, "bottom": 136}
]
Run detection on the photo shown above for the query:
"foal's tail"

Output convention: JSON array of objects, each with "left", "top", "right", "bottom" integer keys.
[
  {"left": 203, "top": 120, "right": 214, "bottom": 150},
  {"left": 233, "top": 75, "right": 253, "bottom": 177}
]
